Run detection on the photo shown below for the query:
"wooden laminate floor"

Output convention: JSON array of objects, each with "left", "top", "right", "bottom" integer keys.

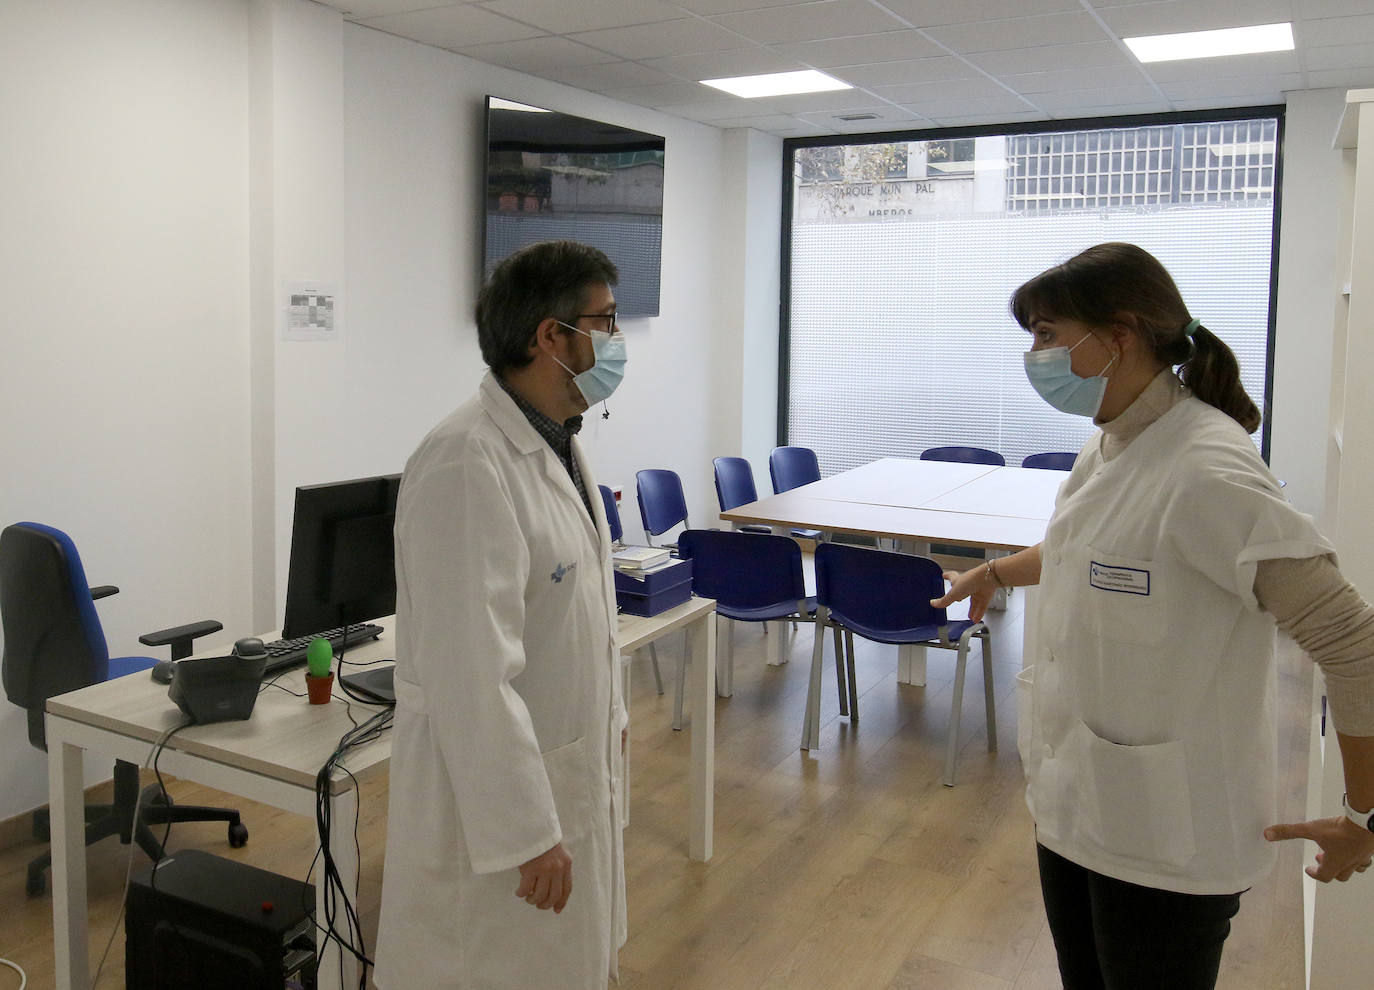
[{"left": 1, "top": 588, "right": 1311, "bottom": 989}]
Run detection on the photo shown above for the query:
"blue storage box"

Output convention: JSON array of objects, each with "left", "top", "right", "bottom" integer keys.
[{"left": 615, "top": 557, "right": 693, "bottom": 616}]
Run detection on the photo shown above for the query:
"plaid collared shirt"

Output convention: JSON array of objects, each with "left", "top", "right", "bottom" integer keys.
[{"left": 497, "top": 375, "right": 592, "bottom": 519}]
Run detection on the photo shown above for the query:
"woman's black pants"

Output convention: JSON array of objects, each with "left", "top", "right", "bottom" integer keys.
[{"left": 1037, "top": 843, "right": 1243, "bottom": 990}]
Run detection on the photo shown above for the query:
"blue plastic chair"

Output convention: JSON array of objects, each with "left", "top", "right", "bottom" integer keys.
[
  {"left": 676, "top": 529, "right": 844, "bottom": 727},
  {"left": 712, "top": 457, "right": 772, "bottom": 534},
  {"left": 769, "top": 445, "right": 821, "bottom": 494},
  {"left": 635, "top": 469, "right": 690, "bottom": 547},
  {"left": 1021, "top": 451, "right": 1076, "bottom": 471},
  {"left": 804, "top": 543, "right": 995, "bottom": 786},
  {"left": 599, "top": 485, "right": 666, "bottom": 697},
  {"left": 597, "top": 484, "right": 623, "bottom": 544},
  {"left": 0, "top": 522, "right": 242, "bottom": 895},
  {"left": 920, "top": 445, "right": 1005, "bottom": 466},
  {"left": 767, "top": 447, "right": 825, "bottom": 541}
]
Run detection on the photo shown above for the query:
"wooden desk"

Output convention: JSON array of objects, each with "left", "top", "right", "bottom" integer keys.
[
  {"left": 46, "top": 598, "right": 716, "bottom": 990},
  {"left": 722, "top": 458, "right": 1061, "bottom": 748}
]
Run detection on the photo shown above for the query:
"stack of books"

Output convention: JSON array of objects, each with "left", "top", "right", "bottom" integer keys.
[{"left": 612, "top": 545, "right": 672, "bottom": 576}]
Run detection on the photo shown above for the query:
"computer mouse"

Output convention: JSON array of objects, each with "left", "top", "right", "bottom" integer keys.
[
  {"left": 233, "top": 637, "right": 267, "bottom": 659},
  {"left": 150, "top": 659, "right": 176, "bottom": 684}
]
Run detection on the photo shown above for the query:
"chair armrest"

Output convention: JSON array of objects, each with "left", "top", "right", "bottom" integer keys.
[
  {"left": 140, "top": 620, "right": 224, "bottom": 661},
  {"left": 89, "top": 585, "right": 119, "bottom": 600}
]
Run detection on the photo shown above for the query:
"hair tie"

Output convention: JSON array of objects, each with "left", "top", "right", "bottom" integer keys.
[{"left": 1183, "top": 318, "right": 1201, "bottom": 337}]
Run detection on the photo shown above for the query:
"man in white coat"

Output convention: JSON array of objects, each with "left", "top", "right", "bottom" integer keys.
[{"left": 374, "top": 241, "right": 628, "bottom": 989}]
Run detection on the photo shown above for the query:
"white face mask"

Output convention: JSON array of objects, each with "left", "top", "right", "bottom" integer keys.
[
  {"left": 1023, "top": 332, "right": 1117, "bottom": 418},
  {"left": 553, "top": 322, "right": 627, "bottom": 407}
]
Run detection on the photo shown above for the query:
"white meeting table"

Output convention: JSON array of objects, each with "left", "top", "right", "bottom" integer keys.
[
  {"left": 722, "top": 457, "right": 1062, "bottom": 745},
  {"left": 46, "top": 597, "right": 716, "bottom": 990}
]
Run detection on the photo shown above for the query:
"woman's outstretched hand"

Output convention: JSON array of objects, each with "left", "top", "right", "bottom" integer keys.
[{"left": 931, "top": 565, "right": 995, "bottom": 622}]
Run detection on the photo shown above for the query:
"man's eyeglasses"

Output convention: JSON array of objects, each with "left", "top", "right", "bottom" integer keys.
[{"left": 573, "top": 311, "right": 619, "bottom": 334}]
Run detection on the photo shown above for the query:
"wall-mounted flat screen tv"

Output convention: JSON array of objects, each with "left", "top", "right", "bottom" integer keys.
[{"left": 482, "top": 96, "right": 665, "bottom": 318}]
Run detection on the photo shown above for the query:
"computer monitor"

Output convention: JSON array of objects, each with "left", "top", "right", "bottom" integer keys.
[{"left": 281, "top": 474, "right": 401, "bottom": 640}]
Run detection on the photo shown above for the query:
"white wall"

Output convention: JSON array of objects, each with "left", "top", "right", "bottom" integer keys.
[
  {"left": 331, "top": 24, "right": 733, "bottom": 562},
  {"left": 717, "top": 127, "right": 784, "bottom": 500},
  {"left": 0, "top": 0, "right": 255, "bottom": 818},
  {"left": 0, "top": 0, "right": 742, "bottom": 822},
  {"left": 1271, "top": 88, "right": 1348, "bottom": 522}
]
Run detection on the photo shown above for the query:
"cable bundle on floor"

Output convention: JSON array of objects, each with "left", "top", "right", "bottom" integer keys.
[{"left": 314, "top": 705, "right": 393, "bottom": 989}]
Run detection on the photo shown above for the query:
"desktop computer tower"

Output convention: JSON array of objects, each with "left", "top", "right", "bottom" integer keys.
[{"left": 126, "top": 849, "right": 317, "bottom": 990}]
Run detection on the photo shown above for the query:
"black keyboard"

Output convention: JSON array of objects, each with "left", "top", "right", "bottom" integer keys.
[{"left": 262, "top": 622, "right": 385, "bottom": 677}]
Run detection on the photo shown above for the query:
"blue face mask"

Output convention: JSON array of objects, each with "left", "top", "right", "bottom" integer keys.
[
  {"left": 555, "top": 322, "right": 627, "bottom": 407},
  {"left": 1023, "top": 332, "right": 1117, "bottom": 418}
]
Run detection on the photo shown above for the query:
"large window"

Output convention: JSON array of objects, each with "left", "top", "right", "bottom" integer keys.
[{"left": 783, "top": 111, "right": 1280, "bottom": 476}]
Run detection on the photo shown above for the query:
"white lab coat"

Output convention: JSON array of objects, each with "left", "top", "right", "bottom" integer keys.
[
  {"left": 374, "top": 372, "right": 627, "bottom": 989},
  {"left": 1025, "top": 396, "right": 1332, "bottom": 895}
]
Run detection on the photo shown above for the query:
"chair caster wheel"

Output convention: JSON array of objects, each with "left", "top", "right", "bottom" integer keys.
[
  {"left": 27, "top": 871, "right": 46, "bottom": 897},
  {"left": 228, "top": 821, "right": 249, "bottom": 848}
]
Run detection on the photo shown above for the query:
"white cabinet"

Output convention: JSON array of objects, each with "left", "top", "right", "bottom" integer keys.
[{"left": 1308, "top": 87, "right": 1374, "bottom": 990}]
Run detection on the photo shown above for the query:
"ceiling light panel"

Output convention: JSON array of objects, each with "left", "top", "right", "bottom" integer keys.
[
  {"left": 1124, "top": 22, "right": 1294, "bottom": 63},
  {"left": 701, "top": 69, "right": 853, "bottom": 98}
]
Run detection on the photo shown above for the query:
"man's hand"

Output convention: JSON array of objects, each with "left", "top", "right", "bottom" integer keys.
[
  {"left": 515, "top": 842, "right": 573, "bottom": 912},
  {"left": 1265, "top": 816, "right": 1374, "bottom": 882}
]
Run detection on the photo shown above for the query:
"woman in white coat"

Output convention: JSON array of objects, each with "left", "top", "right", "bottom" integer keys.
[
  {"left": 935, "top": 243, "right": 1374, "bottom": 989},
  {"left": 375, "top": 241, "right": 627, "bottom": 989}
]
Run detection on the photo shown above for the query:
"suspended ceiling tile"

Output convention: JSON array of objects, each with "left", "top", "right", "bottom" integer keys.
[
  {"left": 764, "top": 89, "right": 893, "bottom": 112},
  {"left": 1156, "top": 72, "right": 1301, "bottom": 101},
  {"left": 663, "top": 98, "right": 790, "bottom": 120},
  {"left": 339, "top": 0, "right": 464, "bottom": 18},
  {"left": 709, "top": 0, "right": 911, "bottom": 45},
  {"left": 770, "top": 31, "right": 944, "bottom": 65},
  {"left": 1000, "top": 64, "right": 1141, "bottom": 95},
  {"left": 566, "top": 17, "right": 748, "bottom": 60},
  {"left": 1096, "top": 0, "right": 1296, "bottom": 39},
  {"left": 641, "top": 47, "right": 808, "bottom": 80},
  {"left": 535, "top": 60, "right": 683, "bottom": 91},
  {"left": 1296, "top": 0, "right": 1374, "bottom": 16},
  {"left": 672, "top": 0, "right": 850, "bottom": 15},
  {"left": 965, "top": 41, "right": 1133, "bottom": 75},
  {"left": 1141, "top": 50, "right": 1301, "bottom": 83},
  {"left": 601, "top": 81, "right": 733, "bottom": 106},
  {"left": 479, "top": 0, "right": 684, "bottom": 34},
  {"left": 457, "top": 35, "right": 619, "bottom": 70},
  {"left": 863, "top": 75, "right": 1010, "bottom": 103},
  {"left": 357, "top": 3, "right": 545, "bottom": 49},
  {"left": 925, "top": 12, "right": 1111, "bottom": 54},
  {"left": 831, "top": 56, "right": 983, "bottom": 87},
  {"left": 1306, "top": 66, "right": 1374, "bottom": 88},
  {"left": 881, "top": 0, "right": 1084, "bottom": 28},
  {"left": 1301, "top": 14, "right": 1374, "bottom": 47},
  {"left": 1302, "top": 42, "right": 1374, "bottom": 72},
  {"left": 1030, "top": 84, "right": 1166, "bottom": 110},
  {"left": 923, "top": 109, "right": 1048, "bottom": 126},
  {"left": 899, "top": 92, "right": 1040, "bottom": 117}
]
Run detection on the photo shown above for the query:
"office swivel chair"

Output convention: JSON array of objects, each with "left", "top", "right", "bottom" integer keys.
[{"left": 0, "top": 522, "right": 248, "bottom": 896}]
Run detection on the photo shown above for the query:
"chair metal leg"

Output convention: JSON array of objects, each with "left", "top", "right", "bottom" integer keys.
[
  {"left": 944, "top": 640, "right": 970, "bottom": 787},
  {"left": 981, "top": 630, "right": 997, "bottom": 751},
  {"left": 844, "top": 629, "right": 858, "bottom": 724},
  {"left": 765, "top": 619, "right": 787, "bottom": 666},
  {"left": 648, "top": 644, "right": 664, "bottom": 695},
  {"left": 802, "top": 608, "right": 829, "bottom": 750},
  {"left": 834, "top": 629, "right": 849, "bottom": 716}
]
